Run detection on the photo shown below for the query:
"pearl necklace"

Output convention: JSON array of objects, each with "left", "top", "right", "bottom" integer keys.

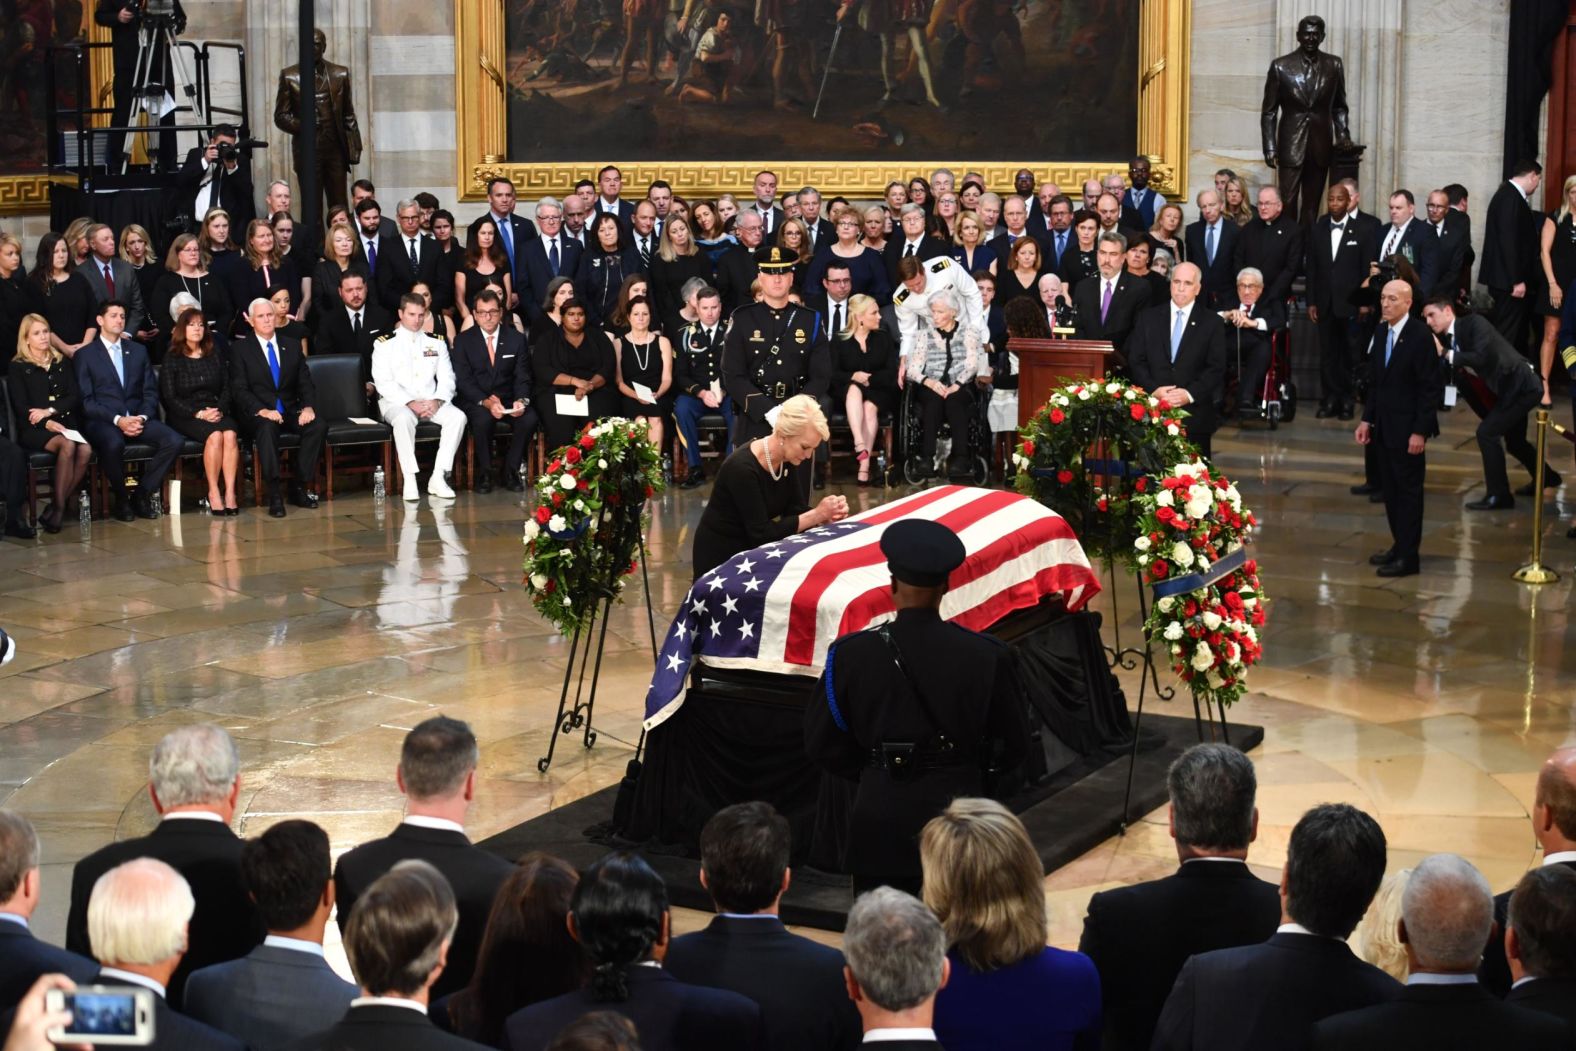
[{"left": 762, "top": 437, "right": 785, "bottom": 481}]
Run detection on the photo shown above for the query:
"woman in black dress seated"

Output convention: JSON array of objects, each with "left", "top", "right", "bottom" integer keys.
[
  {"left": 691, "top": 394, "right": 849, "bottom": 579},
  {"left": 160, "top": 307, "right": 240, "bottom": 515},
  {"left": 8, "top": 314, "right": 92, "bottom": 532},
  {"left": 612, "top": 297, "right": 672, "bottom": 452},
  {"left": 833, "top": 294, "right": 899, "bottom": 486},
  {"left": 153, "top": 234, "right": 236, "bottom": 357},
  {"left": 533, "top": 298, "right": 620, "bottom": 450}
]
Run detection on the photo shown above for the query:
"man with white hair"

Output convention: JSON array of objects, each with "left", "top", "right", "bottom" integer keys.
[
  {"left": 374, "top": 198, "right": 441, "bottom": 313},
  {"left": 1311, "top": 855, "right": 1567, "bottom": 1048},
  {"left": 66, "top": 725, "right": 261, "bottom": 1008},
  {"left": 263, "top": 181, "right": 292, "bottom": 219},
  {"left": 842, "top": 888, "right": 949, "bottom": 1047},
  {"left": 0, "top": 810, "right": 97, "bottom": 1007},
  {"left": 232, "top": 297, "right": 326, "bottom": 517},
  {"left": 518, "top": 196, "right": 582, "bottom": 324},
  {"left": 86, "top": 859, "right": 244, "bottom": 1051}
]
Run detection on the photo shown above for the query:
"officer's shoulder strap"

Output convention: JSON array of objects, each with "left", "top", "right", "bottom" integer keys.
[
  {"left": 927, "top": 257, "right": 952, "bottom": 273},
  {"left": 375, "top": 332, "right": 395, "bottom": 342}
]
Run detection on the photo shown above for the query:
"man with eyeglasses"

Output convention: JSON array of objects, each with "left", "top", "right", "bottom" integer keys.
[
  {"left": 374, "top": 199, "right": 440, "bottom": 313},
  {"left": 450, "top": 288, "right": 535, "bottom": 493}
]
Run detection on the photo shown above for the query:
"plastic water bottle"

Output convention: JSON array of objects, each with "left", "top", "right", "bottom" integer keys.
[
  {"left": 78, "top": 492, "right": 91, "bottom": 532},
  {"left": 149, "top": 491, "right": 162, "bottom": 517},
  {"left": 517, "top": 464, "right": 528, "bottom": 492},
  {"left": 372, "top": 466, "right": 386, "bottom": 503},
  {"left": 662, "top": 454, "right": 673, "bottom": 487}
]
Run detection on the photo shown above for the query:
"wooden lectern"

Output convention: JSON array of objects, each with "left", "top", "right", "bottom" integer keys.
[{"left": 1010, "top": 337, "right": 1116, "bottom": 426}]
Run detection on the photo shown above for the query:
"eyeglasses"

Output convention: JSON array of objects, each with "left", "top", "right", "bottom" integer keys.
[{"left": 475, "top": 308, "right": 501, "bottom": 316}]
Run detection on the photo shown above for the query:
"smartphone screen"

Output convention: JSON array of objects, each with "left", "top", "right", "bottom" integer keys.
[{"left": 61, "top": 993, "right": 141, "bottom": 1037}]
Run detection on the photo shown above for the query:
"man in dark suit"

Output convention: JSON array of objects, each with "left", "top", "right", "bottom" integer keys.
[
  {"left": 332, "top": 716, "right": 514, "bottom": 1001},
  {"left": 1422, "top": 297, "right": 1558, "bottom": 510},
  {"left": 174, "top": 126, "right": 257, "bottom": 230},
  {"left": 184, "top": 821, "right": 356, "bottom": 1051},
  {"left": 1306, "top": 182, "right": 1379, "bottom": 419},
  {"left": 1482, "top": 746, "right": 1576, "bottom": 995},
  {"left": 65, "top": 725, "right": 262, "bottom": 1010},
  {"left": 75, "top": 300, "right": 184, "bottom": 522},
  {"left": 747, "top": 170, "right": 785, "bottom": 237},
  {"left": 79, "top": 224, "right": 149, "bottom": 339},
  {"left": 1039, "top": 195, "right": 1077, "bottom": 274},
  {"left": 1125, "top": 263, "right": 1228, "bottom": 457},
  {"left": 1312, "top": 854, "right": 1568, "bottom": 1051},
  {"left": 1233, "top": 185, "right": 1304, "bottom": 304},
  {"left": 1152, "top": 803, "right": 1400, "bottom": 1051},
  {"left": 592, "top": 164, "right": 637, "bottom": 229},
  {"left": 1261, "top": 15, "right": 1353, "bottom": 227},
  {"left": 517, "top": 197, "right": 583, "bottom": 326},
  {"left": 231, "top": 299, "right": 326, "bottom": 518},
  {"left": 1124, "top": 157, "right": 1161, "bottom": 230},
  {"left": 665, "top": 803, "right": 862, "bottom": 1051},
  {"left": 840, "top": 888, "right": 948, "bottom": 1050},
  {"left": 312, "top": 271, "right": 392, "bottom": 393},
  {"left": 375, "top": 199, "right": 444, "bottom": 314},
  {"left": 0, "top": 811, "right": 97, "bottom": 1008},
  {"left": 1503, "top": 865, "right": 1576, "bottom": 1029},
  {"left": 1081, "top": 745, "right": 1281, "bottom": 1051},
  {"left": 1377, "top": 190, "right": 1439, "bottom": 296},
  {"left": 1479, "top": 159, "right": 1544, "bottom": 356},
  {"left": 86, "top": 858, "right": 246, "bottom": 1051},
  {"left": 450, "top": 289, "right": 536, "bottom": 493},
  {"left": 1025, "top": 181, "right": 1059, "bottom": 238},
  {"left": 94, "top": 0, "right": 187, "bottom": 171},
  {"left": 286, "top": 862, "right": 479, "bottom": 1051},
  {"left": 985, "top": 196, "right": 1048, "bottom": 281},
  {"left": 1185, "top": 190, "right": 1240, "bottom": 309},
  {"left": 1220, "top": 267, "right": 1288, "bottom": 415},
  {"left": 797, "top": 186, "right": 835, "bottom": 253},
  {"left": 466, "top": 177, "right": 538, "bottom": 299},
  {"left": 1425, "top": 190, "right": 1474, "bottom": 302},
  {"left": 352, "top": 198, "right": 390, "bottom": 280},
  {"left": 350, "top": 181, "right": 397, "bottom": 240},
  {"left": 715, "top": 212, "right": 764, "bottom": 317},
  {"left": 1073, "top": 230, "right": 1151, "bottom": 357},
  {"left": 887, "top": 204, "right": 951, "bottom": 287},
  {"left": 1356, "top": 280, "right": 1442, "bottom": 578}
]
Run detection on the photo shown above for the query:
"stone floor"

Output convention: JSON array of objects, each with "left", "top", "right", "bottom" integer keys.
[{"left": 2, "top": 403, "right": 1574, "bottom": 968}]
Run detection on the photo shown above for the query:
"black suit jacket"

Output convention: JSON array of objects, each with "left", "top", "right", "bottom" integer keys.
[
  {"left": 1448, "top": 313, "right": 1541, "bottom": 403},
  {"left": 1071, "top": 270, "right": 1152, "bottom": 354},
  {"left": 664, "top": 915, "right": 861, "bottom": 1051},
  {"left": 1153, "top": 931, "right": 1402, "bottom": 1051},
  {"left": 748, "top": 204, "right": 785, "bottom": 237},
  {"left": 1479, "top": 181, "right": 1539, "bottom": 292},
  {"left": 518, "top": 236, "right": 584, "bottom": 325},
  {"left": 230, "top": 332, "right": 315, "bottom": 417},
  {"left": 985, "top": 230, "right": 1048, "bottom": 278},
  {"left": 1505, "top": 976, "right": 1576, "bottom": 1030},
  {"left": 714, "top": 245, "right": 759, "bottom": 318},
  {"left": 313, "top": 302, "right": 394, "bottom": 383},
  {"left": 804, "top": 217, "right": 836, "bottom": 254},
  {"left": 1432, "top": 212, "right": 1474, "bottom": 299},
  {"left": 1078, "top": 860, "right": 1281, "bottom": 1051},
  {"left": 1312, "top": 981, "right": 1569, "bottom": 1050},
  {"left": 1220, "top": 295, "right": 1287, "bottom": 363},
  {"left": 1361, "top": 318, "right": 1442, "bottom": 449},
  {"left": 1126, "top": 302, "right": 1228, "bottom": 438},
  {"left": 884, "top": 236, "right": 951, "bottom": 285},
  {"left": 66, "top": 820, "right": 263, "bottom": 1008},
  {"left": 1233, "top": 216, "right": 1305, "bottom": 303},
  {"left": 0, "top": 921, "right": 99, "bottom": 1008},
  {"left": 93, "top": 972, "right": 244, "bottom": 1051},
  {"left": 1184, "top": 219, "right": 1241, "bottom": 308},
  {"left": 332, "top": 824, "right": 515, "bottom": 1000},
  {"left": 451, "top": 325, "right": 532, "bottom": 406},
  {"left": 175, "top": 148, "right": 255, "bottom": 227},
  {"left": 375, "top": 233, "right": 443, "bottom": 313},
  {"left": 502, "top": 965, "right": 762, "bottom": 1051},
  {"left": 284, "top": 1003, "right": 487, "bottom": 1051},
  {"left": 1306, "top": 212, "right": 1380, "bottom": 319},
  {"left": 1481, "top": 858, "right": 1576, "bottom": 995},
  {"left": 1376, "top": 220, "right": 1440, "bottom": 300}
]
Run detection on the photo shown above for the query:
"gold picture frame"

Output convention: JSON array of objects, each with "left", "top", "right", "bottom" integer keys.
[
  {"left": 0, "top": 15, "right": 113, "bottom": 216},
  {"left": 455, "top": 0, "right": 1190, "bottom": 201}
]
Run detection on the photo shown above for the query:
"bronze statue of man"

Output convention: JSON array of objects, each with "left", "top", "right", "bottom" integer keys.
[
  {"left": 1261, "top": 15, "right": 1353, "bottom": 227},
  {"left": 274, "top": 29, "right": 363, "bottom": 215}
]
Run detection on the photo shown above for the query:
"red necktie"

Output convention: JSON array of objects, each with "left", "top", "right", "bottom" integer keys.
[{"left": 102, "top": 264, "right": 115, "bottom": 298}]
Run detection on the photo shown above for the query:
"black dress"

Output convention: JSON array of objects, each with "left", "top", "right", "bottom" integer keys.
[
  {"left": 7, "top": 358, "right": 82, "bottom": 451},
  {"left": 129, "top": 263, "right": 161, "bottom": 322},
  {"left": 151, "top": 271, "right": 236, "bottom": 347},
  {"left": 995, "top": 269, "right": 1043, "bottom": 309},
  {"left": 618, "top": 333, "right": 671, "bottom": 416},
  {"left": 1058, "top": 247, "right": 1099, "bottom": 289},
  {"left": 159, "top": 351, "right": 237, "bottom": 441},
  {"left": 533, "top": 326, "right": 620, "bottom": 449},
  {"left": 831, "top": 330, "right": 900, "bottom": 414},
  {"left": 458, "top": 265, "right": 509, "bottom": 316},
  {"left": 308, "top": 259, "right": 370, "bottom": 324},
  {"left": 1146, "top": 233, "right": 1186, "bottom": 266},
  {"left": 1541, "top": 211, "right": 1576, "bottom": 317},
  {"left": 0, "top": 270, "right": 30, "bottom": 377},
  {"left": 691, "top": 445, "right": 808, "bottom": 580},
  {"left": 38, "top": 272, "right": 96, "bottom": 347},
  {"left": 649, "top": 252, "right": 714, "bottom": 335}
]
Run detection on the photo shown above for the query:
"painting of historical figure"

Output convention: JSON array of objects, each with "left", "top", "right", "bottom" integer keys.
[
  {"left": 0, "top": 0, "right": 85, "bottom": 175},
  {"left": 504, "top": 0, "right": 1137, "bottom": 162}
]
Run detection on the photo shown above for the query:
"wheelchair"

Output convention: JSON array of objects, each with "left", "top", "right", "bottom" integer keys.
[
  {"left": 898, "top": 377, "right": 992, "bottom": 486},
  {"left": 1226, "top": 311, "right": 1299, "bottom": 430}
]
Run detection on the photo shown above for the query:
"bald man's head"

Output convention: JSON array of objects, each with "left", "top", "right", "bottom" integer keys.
[
  {"left": 1401, "top": 854, "right": 1493, "bottom": 973},
  {"left": 1378, "top": 279, "right": 1412, "bottom": 324},
  {"left": 1169, "top": 262, "right": 1202, "bottom": 307},
  {"left": 1535, "top": 748, "right": 1576, "bottom": 850}
]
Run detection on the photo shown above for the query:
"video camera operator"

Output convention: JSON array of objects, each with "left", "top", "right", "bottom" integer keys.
[
  {"left": 95, "top": 0, "right": 188, "bottom": 171},
  {"left": 175, "top": 124, "right": 257, "bottom": 231}
]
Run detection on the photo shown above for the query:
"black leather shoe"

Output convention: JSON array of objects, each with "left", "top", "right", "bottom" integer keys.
[
  {"left": 268, "top": 496, "right": 287, "bottom": 518},
  {"left": 4, "top": 519, "right": 37, "bottom": 540},
  {"left": 1517, "top": 473, "right": 1563, "bottom": 496},
  {"left": 1315, "top": 402, "right": 1336, "bottom": 419},
  {"left": 112, "top": 495, "right": 135, "bottom": 523},
  {"left": 1368, "top": 548, "right": 1395, "bottom": 566},
  {"left": 288, "top": 486, "right": 318, "bottom": 509},
  {"left": 1350, "top": 483, "right": 1380, "bottom": 496},
  {"left": 1375, "top": 559, "right": 1419, "bottom": 578},
  {"left": 40, "top": 504, "right": 61, "bottom": 534},
  {"left": 475, "top": 477, "right": 493, "bottom": 494},
  {"left": 1337, "top": 403, "right": 1355, "bottom": 420},
  {"left": 1369, "top": 491, "right": 1383, "bottom": 503},
  {"left": 504, "top": 474, "right": 526, "bottom": 493},
  {"left": 679, "top": 471, "right": 706, "bottom": 490},
  {"left": 132, "top": 492, "right": 159, "bottom": 520},
  {"left": 1465, "top": 494, "right": 1514, "bottom": 511}
]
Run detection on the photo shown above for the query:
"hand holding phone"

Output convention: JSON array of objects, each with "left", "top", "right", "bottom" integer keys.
[{"left": 44, "top": 986, "right": 154, "bottom": 1046}]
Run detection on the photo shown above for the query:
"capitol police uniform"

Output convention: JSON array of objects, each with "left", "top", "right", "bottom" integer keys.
[
  {"left": 673, "top": 317, "right": 734, "bottom": 487},
  {"left": 892, "top": 255, "right": 989, "bottom": 363},
  {"left": 371, "top": 324, "right": 468, "bottom": 494},
  {"left": 804, "top": 520, "right": 1030, "bottom": 893},
  {"left": 722, "top": 245, "right": 832, "bottom": 446}
]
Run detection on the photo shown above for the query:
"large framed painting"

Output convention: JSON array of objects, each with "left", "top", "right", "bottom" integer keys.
[{"left": 456, "top": 0, "right": 1190, "bottom": 199}]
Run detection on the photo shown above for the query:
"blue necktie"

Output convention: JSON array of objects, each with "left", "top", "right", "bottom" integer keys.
[
  {"left": 1055, "top": 231, "right": 1066, "bottom": 263},
  {"left": 265, "top": 340, "right": 283, "bottom": 413},
  {"left": 109, "top": 343, "right": 124, "bottom": 386},
  {"left": 365, "top": 238, "right": 377, "bottom": 274},
  {"left": 548, "top": 237, "right": 559, "bottom": 275},
  {"left": 1205, "top": 223, "right": 1217, "bottom": 264},
  {"left": 1170, "top": 309, "right": 1186, "bottom": 362},
  {"left": 1384, "top": 327, "right": 1394, "bottom": 368},
  {"left": 498, "top": 219, "right": 515, "bottom": 273}
]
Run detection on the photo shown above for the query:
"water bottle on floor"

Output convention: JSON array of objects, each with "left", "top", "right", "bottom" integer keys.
[
  {"left": 78, "top": 492, "right": 91, "bottom": 534},
  {"left": 372, "top": 466, "right": 386, "bottom": 503}
]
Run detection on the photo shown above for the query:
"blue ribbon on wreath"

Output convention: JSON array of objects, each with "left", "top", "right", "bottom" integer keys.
[
  {"left": 1151, "top": 546, "right": 1249, "bottom": 599},
  {"left": 547, "top": 517, "right": 592, "bottom": 541},
  {"left": 1030, "top": 458, "right": 1140, "bottom": 479}
]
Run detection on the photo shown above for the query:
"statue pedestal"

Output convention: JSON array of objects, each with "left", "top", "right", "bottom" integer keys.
[{"left": 1330, "top": 142, "right": 1367, "bottom": 196}]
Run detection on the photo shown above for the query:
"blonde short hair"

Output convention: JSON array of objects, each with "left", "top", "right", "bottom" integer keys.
[
  {"left": 13, "top": 313, "right": 58, "bottom": 366},
  {"left": 88, "top": 858, "right": 194, "bottom": 965},
  {"left": 772, "top": 393, "right": 829, "bottom": 442},
  {"left": 920, "top": 798, "right": 1046, "bottom": 972},
  {"left": 843, "top": 294, "right": 876, "bottom": 339},
  {"left": 1352, "top": 868, "right": 1411, "bottom": 982}
]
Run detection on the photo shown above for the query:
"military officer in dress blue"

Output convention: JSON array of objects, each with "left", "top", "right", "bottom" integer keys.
[{"left": 674, "top": 285, "right": 734, "bottom": 489}]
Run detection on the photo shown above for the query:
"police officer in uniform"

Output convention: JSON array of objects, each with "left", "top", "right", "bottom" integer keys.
[
  {"left": 371, "top": 293, "right": 467, "bottom": 501},
  {"left": 805, "top": 519, "right": 1030, "bottom": 894},
  {"left": 674, "top": 285, "right": 733, "bottom": 489},
  {"left": 723, "top": 245, "right": 831, "bottom": 495},
  {"left": 892, "top": 254, "right": 988, "bottom": 364}
]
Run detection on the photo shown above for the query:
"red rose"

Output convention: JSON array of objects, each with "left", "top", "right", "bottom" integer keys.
[
  {"left": 1184, "top": 599, "right": 1198, "bottom": 616},
  {"left": 1134, "top": 476, "right": 1148, "bottom": 492},
  {"left": 1096, "top": 497, "right": 1109, "bottom": 512},
  {"left": 578, "top": 479, "right": 589, "bottom": 490},
  {"left": 1161, "top": 477, "right": 1181, "bottom": 490},
  {"left": 1150, "top": 532, "right": 1162, "bottom": 543},
  {"left": 1049, "top": 409, "right": 1065, "bottom": 425},
  {"left": 548, "top": 459, "right": 562, "bottom": 474},
  {"left": 580, "top": 434, "right": 596, "bottom": 449},
  {"left": 1023, "top": 439, "right": 1037, "bottom": 456},
  {"left": 1150, "top": 561, "right": 1169, "bottom": 579},
  {"left": 552, "top": 491, "right": 564, "bottom": 506},
  {"left": 627, "top": 559, "right": 639, "bottom": 576},
  {"left": 565, "top": 447, "right": 582, "bottom": 464},
  {"left": 1149, "top": 408, "right": 1160, "bottom": 419},
  {"left": 1244, "top": 559, "right": 1257, "bottom": 574},
  {"left": 1130, "top": 403, "right": 1146, "bottom": 421},
  {"left": 544, "top": 578, "right": 556, "bottom": 594},
  {"left": 645, "top": 485, "right": 655, "bottom": 498},
  {"left": 1157, "top": 507, "right": 1175, "bottom": 524},
  {"left": 1056, "top": 469, "right": 1074, "bottom": 484}
]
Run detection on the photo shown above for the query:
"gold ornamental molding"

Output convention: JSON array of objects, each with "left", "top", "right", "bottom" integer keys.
[{"left": 456, "top": 0, "right": 1190, "bottom": 202}]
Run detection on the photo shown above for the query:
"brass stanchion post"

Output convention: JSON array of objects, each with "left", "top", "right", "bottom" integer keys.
[{"left": 1513, "top": 409, "right": 1560, "bottom": 585}]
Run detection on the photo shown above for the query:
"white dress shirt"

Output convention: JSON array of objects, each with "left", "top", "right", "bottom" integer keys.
[
  {"left": 350, "top": 996, "right": 426, "bottom": 1014},
  {"left": 401, "top": 815, "right": 466, "bottom": 834},
  {"left": 264, "top": 934, "right": 326, "bottom": 957},
  {"left": 99, "top": 967, "right": 167, "bottom": 999},
  {"left": 1381, "top": 218, "right": 1413, "bottom": 260},
  {"left": 864, "top": 1028, "right": 938, "bottom": 1043}
]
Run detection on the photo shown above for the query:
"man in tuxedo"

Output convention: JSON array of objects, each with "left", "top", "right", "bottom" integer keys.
[
  {"left": 1482, "top": 746, "right": 1576, "bottom": 995},
  {"left": 1312, "top": 855, "right": 1567, "bottom": 1050},
  {"left": 1480, "top": 159, "right": 1544, "bottom": 356},
  {"left": 0, "top": 811, "right": 97, "bottom": 1008},
  {"left": 1220, "top": 267, "right": 1287, "bottom": 415},
  {"left": 888, "top": 204, "right": 951, "bottom": 286},
  {"left": 750, "top": 170, "right": 785, "bottom": 236},
  {"left": 665, "top": 803, "right": 862, "bottom": 1051},
  {"left": 518, "top": 197, "right": 583, "bottom": 326},
  {"left": 1503, "top": 866, "right": 1576, "bottom": 1028},
  {"left": 175, "top": 125, "right": 256, "bottom": 230},
  {"left": 1081, "top": 744, "right": 1281, "bottom": 1051},
  {"left": 1377, "top": 190, "right": 1439, "bottom": 294},
  {"left": 290, "top": 862, "right": 478, "bottom": 1051},
  {"left": 85, "top": 859, "right": 245, "bottom": 1051},
  {"left": 79, "top": 224, "right": 149, "bottom": 339},
  {"left": 75, "top": 301, "right": 184, "bottom": 522},
  {"left": 313, "top": 271, "right": 392, "bottom": 393},
  {"left": 1152, "top": 803, "right": 1400, "bottom": 1051},
  {"left": 375, "top": 200, "right": 443, "bottom": 314},
  {"left": 67, "top": 725, "right": 263, "bottom": 1009},
  {"left": 1125, "top": 263, "right": 1227, "bottom": 457},
  {"left": 842, "top": 889, "right": 948, "bottom": 1049},
  {"left": 593, "top": 164, "right": 636, "bottom": 227},
  {"left": 1306, "top": 182, "right": 1379, "bottom": 419},
  {"left": 1234, "top": 186, "right": 1304, "bottom": 304},
  {"left": 1185, "top": 190, "right": 1239, "bottom": 309},
  {"left": 1425, "top": 189, "right": 1473, "bottom": 301},
  {"left": 466, "top": 177, "right": 539, "bottom": 294},
  {"left": 715, "top": 212, "right": 763, "bottom": 316},
  {"left": 630, "top": 201, "right": 661, "bottom": 273},
  {"left": 1422, "top": 297, "right": 1557, "bottom": 510},
  {"left": 798, "top": 186, "right": 835, "bottom": 253},
  {"left": 673, "top": 287, "right": 732, "bottom": 488},
  {"left": 332, "top": 716, "right": 514, "bottom": 1000},
  {"left": 231, "top": 299, "right": 326, "bottom": 518},
  {"left": 1073, "top": 231, "right": 1151, "bottom": 356},
  {"left": 183, "top": 821, "right": 356, "bottom": 1051},
  {"left": 1356, "top": 280, "right": 1442, "bottom": 577},
  {"left": 1338, "top": 178, "right": 1385, "bottom": 248},
  {"left": 450, "top": 289, "right": 536, "bottom": 493},
  {"left": 1125, "top": 156, "right": 1160, "bottom": 229}
]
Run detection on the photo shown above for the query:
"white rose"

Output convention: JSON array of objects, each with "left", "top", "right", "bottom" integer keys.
[
  {"left": 1171, "top": 643, "right": 1182, "bottom": 655},
  {"left": 1163, "top": 622, "right": 1184, "bottom": 641},
  {"left": 1206, "top": 670, "right": 1224, "bottom": 688},
  {"left": 1185, "top": 490, "right": 1213, "bottom": 520},
  {"left": 560, "top": 473, "right": 578, "bottom": 491},
  {"left": 563, "top": 595, "right": 573, "bottom": 606},
  {"left": 1202, "top": 610, "right": 1222, "bottom": 631},
  {"left": 530, "top": 573, "right": 548, "bottom": 589},
  {"left": 1149, "top": 397, "right": 1160, "bottom": 407},
  {"left": 598, "top": 458, "right": 609, "bottom": 469},
  {"left": 523, "top": 520, "right": 540, "bottom": 541},
  {"left": 1173, "top": 463, "right": 1194, "bottom": 478},
  {"left": 1191, "top": 644, "right": 1214, "bottom": 672},
  {"left": 1155, "top": 490, "right": 1174, "bottom": 508},
  {"left": 573, "top": 499, "right": 585, "bottom": 511},
  {"left": 1078, "top": 390, "right": 1091, "bottom": 400},
  {"left": 1105, "top": 382, "right": 1120, "bottom": 394},
  {"left": 1125, "top": 389, "right": 1137, "bottom": 400},
  {"left": 1138, "top": 554, "right": 1149, "bottom": 565},
  {"left": 1157, "top": 596, "right": 1176, "bottom": 613},
  {"left": 548, "top": 514, "right": 567, "bottom": 532},
  {"left": 1166, "top": 423, "right": 1180, "bottom": 436},
  {"left": 1135, "top": 535, "right": 1152, "bottom": 551},
  {"left": 1170, "top": 541, "right": 1194, "bottom": 568},
  {"left": 1052, "top": 393, "right": 1069, "bottom": 406}
]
